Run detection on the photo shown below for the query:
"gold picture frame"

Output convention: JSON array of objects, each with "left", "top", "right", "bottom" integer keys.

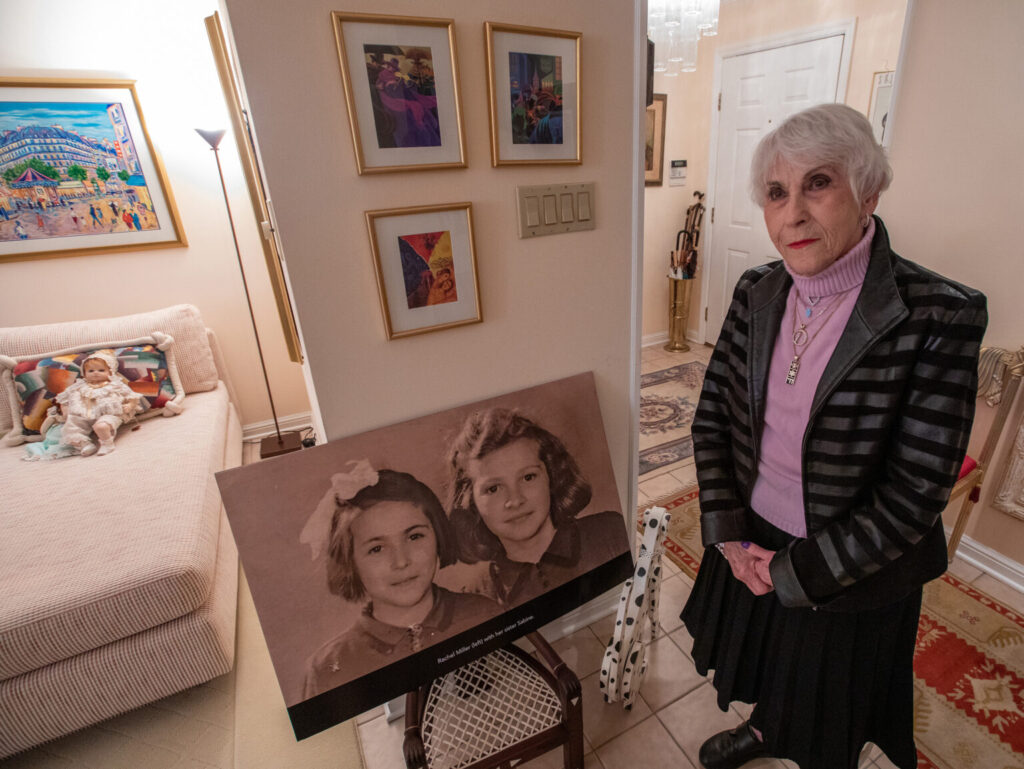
[
  {"left": 484, "top": 22, "right": 581, "bottom": 166},
  {"left": 332, "top": 12, "right": 467, "bottom": 175},
  {"left": 0, "top": 77, "right": 186, "bottom": 262},
  {"left": 205, "top": 13, "right": 303, "bottom": 362},
  {"left": 645, "top": 93, "right": 666, "bottom": 186},
  {"left": 365, "top": 202, "right": 481, "bottom": 339}
]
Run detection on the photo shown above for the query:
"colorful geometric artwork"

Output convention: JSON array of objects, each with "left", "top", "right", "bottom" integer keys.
[
  {"left": 398, "top": 229, "right": 457, "bottom": 309},
  {"left": 11, "top": 345, "right": 176, "bottom": 437},
  {"left": 0, "top": 101, "right": 160, "bottom": 243},
  {"left": 363, "top": 44, "right": 442, "bottom": 149},
  {"left": 508, "top": 52, "right": 563, "bottom": 145}
]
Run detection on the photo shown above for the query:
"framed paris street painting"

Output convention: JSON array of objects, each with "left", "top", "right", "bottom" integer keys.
[
  {"left": 365, "top": 202, "right": 481, "bottom": 340},
  {"left": 485, "top": 22, "right": 581, "bottom": 166},
  {"left": 0, "top": 78, "right": 185, "bottom": 262},
  {"left": 332, "top": 12, "right": 467, "bottom": 174}
]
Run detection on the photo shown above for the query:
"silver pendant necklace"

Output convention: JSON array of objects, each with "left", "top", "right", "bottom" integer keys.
[{"left": 786, "top": 291, "right": 843, "bottom": 385}]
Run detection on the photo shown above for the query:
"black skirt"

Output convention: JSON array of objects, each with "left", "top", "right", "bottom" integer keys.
[{"left": 680, "top": 514, "right": 921, "bottom": 769}]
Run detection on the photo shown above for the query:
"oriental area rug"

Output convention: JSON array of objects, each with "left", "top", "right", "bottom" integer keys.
[
  {"left": 644, "top": 488, "right": 1024, "bottom": 769},
  {"left": 639, "top": 362, "right": 705, "bottom": 475}
]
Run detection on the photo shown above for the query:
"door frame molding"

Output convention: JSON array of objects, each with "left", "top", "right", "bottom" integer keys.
[{"left": 699, "top": 18, "right": 856, "bottom": 344}]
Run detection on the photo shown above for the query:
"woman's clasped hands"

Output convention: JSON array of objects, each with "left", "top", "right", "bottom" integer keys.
[{"left": 721, "top": 541, "right": 776, "bottom": 595}]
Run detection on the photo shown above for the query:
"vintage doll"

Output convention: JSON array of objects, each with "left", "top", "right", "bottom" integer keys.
[
  {"left": 447, "top": 408, "right": 630, "bottom": 607},
  {"left": 300, "top": 461, "right": 498, "bottom": 700},
  {"left": 54, "top": 351, "right": 141, "bottom": 456}
]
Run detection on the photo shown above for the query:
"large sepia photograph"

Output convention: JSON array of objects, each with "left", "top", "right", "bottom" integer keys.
[{"left": 216, "top": 372, "right": 631, "bottom": 739}]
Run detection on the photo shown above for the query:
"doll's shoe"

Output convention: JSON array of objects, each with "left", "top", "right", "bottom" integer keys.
[
  {"left": 96, "top": 441, "right": 116, "bottom": 456},
  {"left": 80, "top": 442, "right": 98, "bottom": 457},
  {"left": 698, "top": 721, "right": 768, "bottom": 769}
]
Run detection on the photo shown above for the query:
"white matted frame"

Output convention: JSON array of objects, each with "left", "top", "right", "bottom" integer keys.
[
  {"left": 485, "top": 22, "right": 581, "bottom": 166},
  {"left": 868, "top": 70, "right": 895, "bottom": 145},
  {"left": 0, "top": 77, "right": 185, "bottom": 262},
  {"left": 332, "top": 12, "right": 467, "bottom": 175},
  {"left": 365, "top": 202, "right": 481, "bottom": 340}
]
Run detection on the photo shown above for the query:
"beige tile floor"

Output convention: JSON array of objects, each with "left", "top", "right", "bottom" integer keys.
[{"left": 355, "top": 342, "right": 1024, "bottom": 769}]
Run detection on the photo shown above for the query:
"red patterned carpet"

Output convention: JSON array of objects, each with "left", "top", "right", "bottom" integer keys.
[{"left": 645, "top": 487, "right": 1024, "bottom": 768}]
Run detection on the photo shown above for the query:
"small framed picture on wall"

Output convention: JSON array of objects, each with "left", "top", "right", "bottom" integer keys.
[
  {"left": 645, "top": 93, "right": 667, "bottom": 185},
  {"left": 868, "top": 70, "right": 895, "bottom": 146},
  {"left": 484, "top": 22, "right": 581, "bottom": 166},
  {"left": 365, "top": 202, "right": 481, "bottom": 340},
  {"left": 332, "top": 12, "right": 467, "bottom": 174}
]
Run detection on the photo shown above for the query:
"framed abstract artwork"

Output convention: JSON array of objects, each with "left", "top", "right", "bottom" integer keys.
[
  {"left": 484, "top": 22, "right": 581, "bottom": 166},
  {"left": 0, "top": 78, "right": 185, "bottom": 262},
  {"left": 365, "top": 202, "right": 481, "bottom": 339},
  {"left": 645, "top": 93, "right": 666, "bottom": 185},
  {"left": 332, "top": 12, "right": 467, "bottom": 174}
]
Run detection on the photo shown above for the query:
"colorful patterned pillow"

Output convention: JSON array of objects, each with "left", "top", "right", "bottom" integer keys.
[{"left": 0, "top": 332, "right": 186, "bottom": 446}]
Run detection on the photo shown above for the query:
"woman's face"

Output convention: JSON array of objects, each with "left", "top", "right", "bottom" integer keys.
[
  {"left": 350, "top": 501, "right": 438, "bottom": 609},
  {"left": 467, "top": 438, "right": 554, "bottom": 549},
  {"left": 762, "top": 158, "right": 878, "bottom": 276}
]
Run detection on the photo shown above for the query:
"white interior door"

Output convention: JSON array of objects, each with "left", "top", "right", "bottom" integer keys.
[{"left": 705, "top": 34, "right": 846, "bottom": 343}]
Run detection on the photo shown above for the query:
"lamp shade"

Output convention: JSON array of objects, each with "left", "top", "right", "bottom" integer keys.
[{"left": 195, "top": 128, "right": 227, "bottom": 149}]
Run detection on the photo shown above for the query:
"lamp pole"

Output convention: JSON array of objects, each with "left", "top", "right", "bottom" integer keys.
[{"left": 196, "top": 128, "right": 301, "bottom": 459}]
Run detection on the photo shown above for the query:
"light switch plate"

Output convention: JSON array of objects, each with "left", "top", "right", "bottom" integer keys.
[{"left": 516, "top": 182, "right": 596, "bottom": 238}]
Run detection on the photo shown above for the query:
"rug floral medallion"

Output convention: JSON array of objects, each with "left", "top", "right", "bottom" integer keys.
[
  {"left": 639, "top": 362, "right": 705, "bottom": 475},
  {"left": 643, "top": 488, "right": 1024, "bottom": 769}
]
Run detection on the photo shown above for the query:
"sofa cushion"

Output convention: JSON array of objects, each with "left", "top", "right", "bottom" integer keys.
[
  {"left": 0, "top": 383, "right": 230, "bottom": 680},
  {"left": 0, "top": 304, "right": 217, "bottom": 434},
  {"left": 0, "top": 333, "right": 186, "bottom": 445}
]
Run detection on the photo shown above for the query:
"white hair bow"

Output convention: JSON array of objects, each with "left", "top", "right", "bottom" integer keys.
[{"left": 299, "top": 459, "right": 379, "bottom": 560}]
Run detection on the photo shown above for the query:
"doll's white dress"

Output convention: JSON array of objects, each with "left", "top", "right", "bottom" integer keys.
[{"left": 56, "top": 379, "right": 140, "bottom": 450}]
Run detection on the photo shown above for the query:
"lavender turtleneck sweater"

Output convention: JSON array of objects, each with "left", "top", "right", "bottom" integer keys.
[{"left": 748, "top": 219, "right": 875, "bottom": 537}]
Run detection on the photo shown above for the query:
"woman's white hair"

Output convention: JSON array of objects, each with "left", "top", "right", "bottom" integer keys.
[{"left": 750, "top": 103, "right": 892, "bottom": 207}]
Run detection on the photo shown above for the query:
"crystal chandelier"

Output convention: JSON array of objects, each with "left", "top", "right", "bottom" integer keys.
[{"left": 649, "top": 0, "right": 719, "bottom": 76}]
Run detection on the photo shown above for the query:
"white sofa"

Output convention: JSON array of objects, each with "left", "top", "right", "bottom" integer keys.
[{"left": 0, "top": 305, "right": 240, "bottom": 757}]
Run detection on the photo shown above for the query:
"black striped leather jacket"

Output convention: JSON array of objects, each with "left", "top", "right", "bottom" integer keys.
[{"left": 693, "top": 217, "right": 987, "bottom": 612}]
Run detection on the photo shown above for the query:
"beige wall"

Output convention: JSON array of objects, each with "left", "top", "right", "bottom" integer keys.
[
  {"left": 221, "top": 0, "right": 641, "bottom": 502},
  {"left": 642, "top": 0, "right": 907, "bottom": 340},
  {"left": 0, "top": 0, "right": 309, "bottom": 428},
  {"left": 880, "top": 0, "right": 1024, "bottom": 565}
]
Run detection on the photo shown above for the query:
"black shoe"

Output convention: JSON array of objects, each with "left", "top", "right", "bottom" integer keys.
[{"left": 698, "top": 721, "right": 768, "bottom": 769}]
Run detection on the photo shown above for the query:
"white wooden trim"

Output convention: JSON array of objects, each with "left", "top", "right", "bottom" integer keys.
[
  {"left": 951, "top": 529, "right": 1024, "bottom": 596},
  {"left": 242, "top": 410, "right": 312, "bottom": 441},
  {"left": 701, "top": 18, "right": 857, "bottom": 346},
  {"left": 626, "top": 0, "right": 647, "bottom": 537},
  {"left": 540, "top": 588, "right": 620, "bottom": 641},
  {"left": 884, "top": 0, "right": 916, "bottom": 151},
  {"left": 642, "top": 330, "right": 702, "bottom": 349}
]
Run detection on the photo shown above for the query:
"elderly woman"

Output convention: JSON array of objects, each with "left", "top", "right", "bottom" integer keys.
[{"left": 680, "top": 103, "right": 987, "bottom": 769}]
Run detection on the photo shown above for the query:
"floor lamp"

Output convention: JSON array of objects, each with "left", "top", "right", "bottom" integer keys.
[{"left": 196, "top": 128, "right": 302, "bottom": 459}]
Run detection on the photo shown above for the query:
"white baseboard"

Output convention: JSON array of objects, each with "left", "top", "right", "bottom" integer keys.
[
  {"left": 642, "top": 331, "right": 669, "bottom": 348},
  {"left": 950, "top": 529, "right": 1024, "bottom": 595},
  {"left": 538, "top": 586, "right": 619, "bottom": 642},
  {"left": 242, "top": 411, "right": 313, "bottom": 442},
  {"left": 641, "top": 330, "right": 702, "bottom": 350}
]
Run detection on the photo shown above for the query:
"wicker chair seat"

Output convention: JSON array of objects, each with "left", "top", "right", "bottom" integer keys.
[{"left": 404, "top": 633, "right": 583, "bottom": 769}]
